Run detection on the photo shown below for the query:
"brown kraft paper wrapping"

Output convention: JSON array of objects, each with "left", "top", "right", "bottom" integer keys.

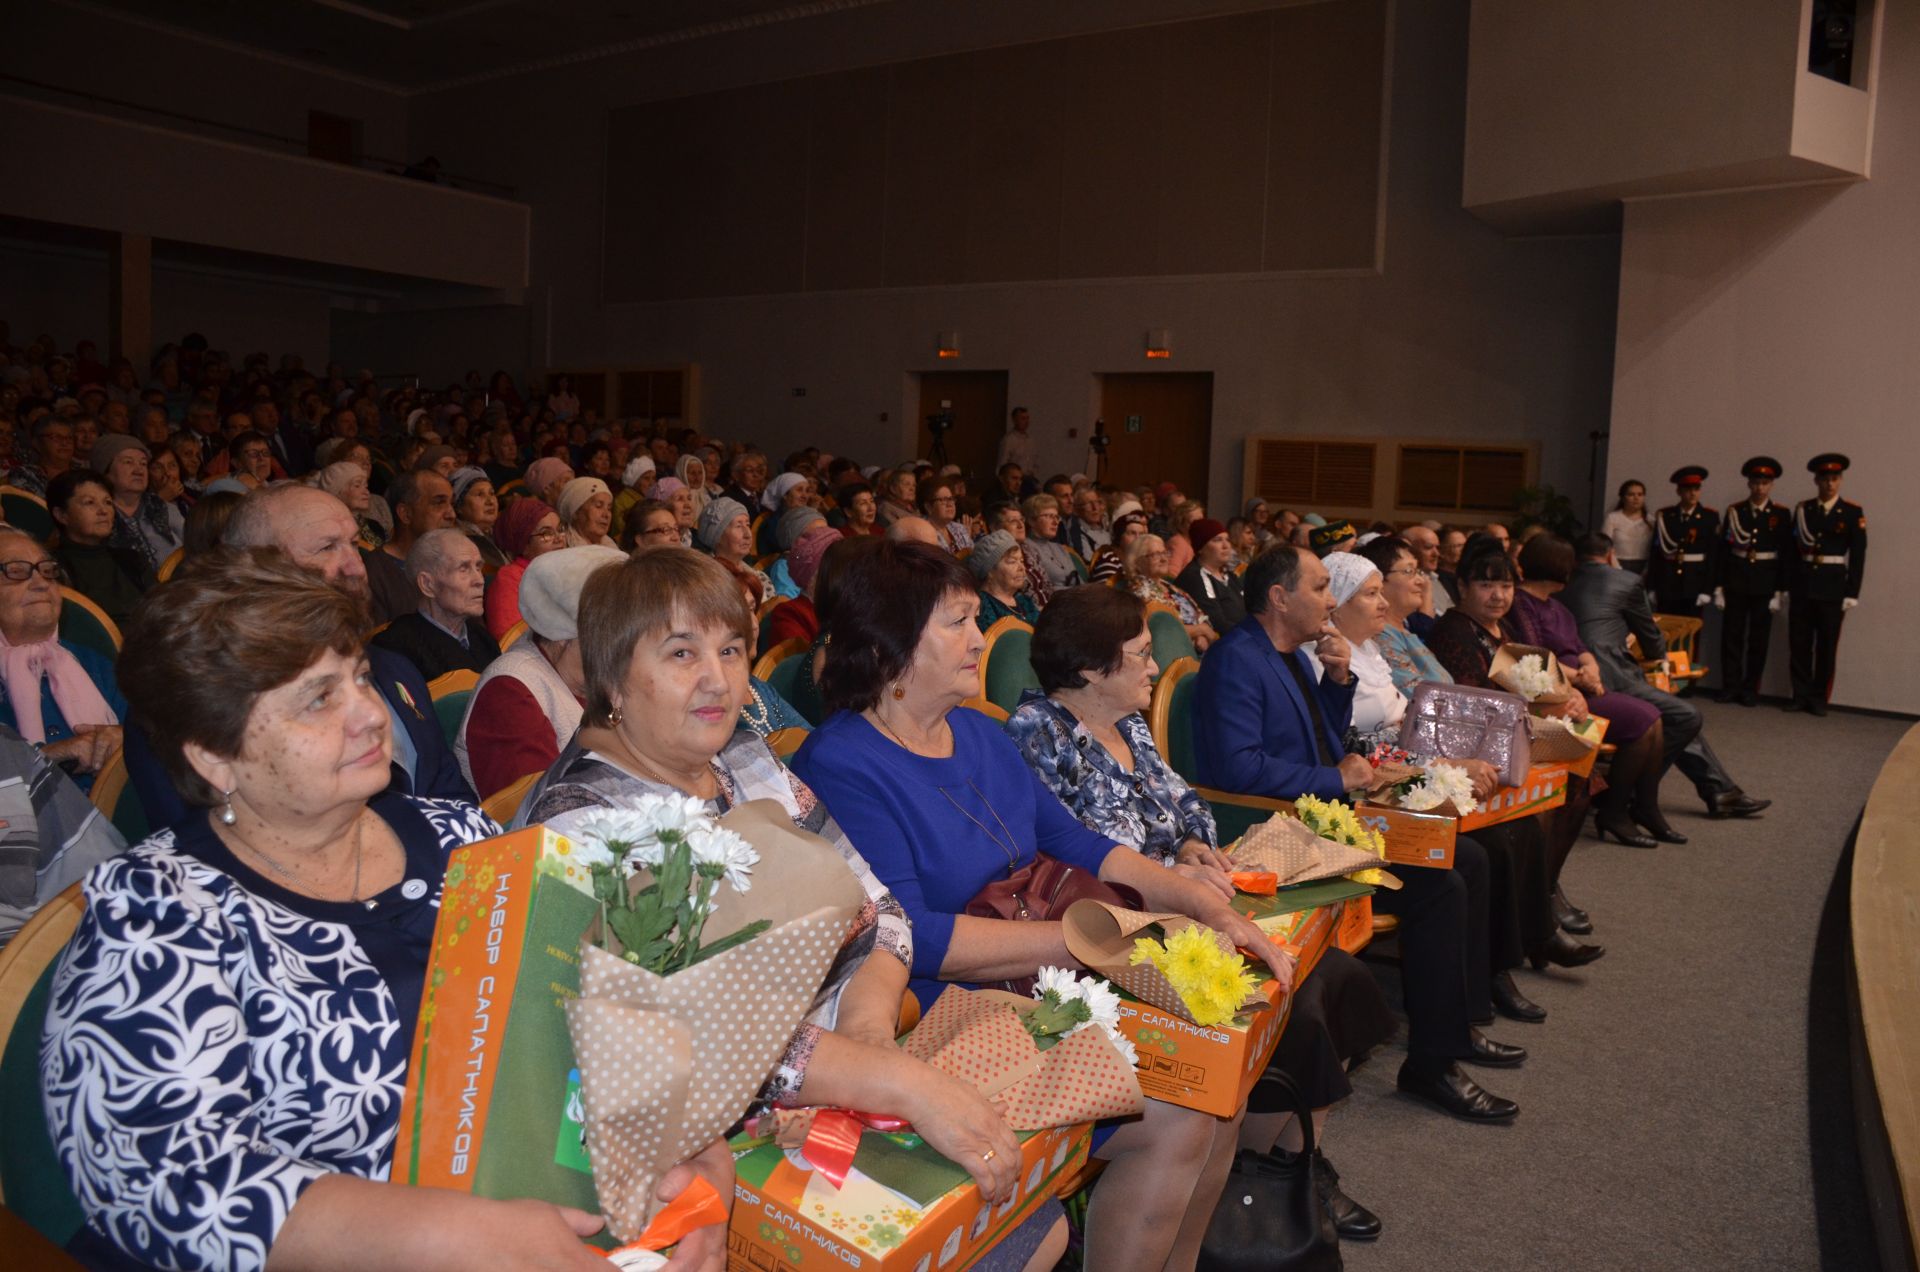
[
  {"left": 563, "top": 799, "right": 868, "bottom": 1241},
  {"left": 1060, "top": 901, "right": 1271, "bottom": 1024}
]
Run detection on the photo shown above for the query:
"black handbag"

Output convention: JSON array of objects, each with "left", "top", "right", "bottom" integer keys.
[{"left": 1197, "top": 1072, "right": 1341, "bottom": 1272}]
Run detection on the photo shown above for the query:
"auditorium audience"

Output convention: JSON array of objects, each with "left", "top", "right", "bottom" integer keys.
[
  {"left": 451, "top": 467, "right": 508, "bottom": 569},
  {"left": 794, "top": 540, "right": 1294, "bottom": 1272},
  {"left": 1192, "top": 544, "right": 1525, "bottom": 1121},
  {"left": 49, "top": 468, "right": 155, "bottom": 627},
  {"left": 94, "top": 434, "right": 182, "bottom": 571},
  {"left": 609, "top": 453, "right": 656, "bottom": 540},
  {"left": 696, "top": 495, "right": 770, "bottom": 608},
  {"left": 556, "top": 475, "right": 614, "bottom": 548},
  {"left": 837, "top": 482, "right": 883, "bottom": 538},
  {"left": 1066, "top": 484, "right": 1110, "bottom": 559},
  {"left": 11, "top": 414, "right": 77, "bottom": 497},
  {"left": 369, "top": 529, "right": 500, "bottom": 680},
  {"left": 918, "top": 481, "right": 973, "bottom": 553},
  {"left": 1019, "top": 493, "right": 1079, "bottom": 591},
  {"left": 44, "top": 545, "right": 729, "bottom": 1271},
  {"left": 1123, "top": 534, "right": 1216, "bottom": 652}
]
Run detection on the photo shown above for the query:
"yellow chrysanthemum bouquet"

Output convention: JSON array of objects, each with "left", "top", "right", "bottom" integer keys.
[
  {"left": 1290, "top": 794, "right": 1390, "bottom": 886},
  {"left": 1128, "top": 922, "right": 1265, "bottom": 1027}
]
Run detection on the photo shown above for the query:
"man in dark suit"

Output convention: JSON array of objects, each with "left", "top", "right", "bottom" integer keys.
[
  {"left": 1786, "top": 452, "right": 1867, "bottom": 715},
  {"left": 1194, "top": 544, "right": 1522, "bottom": 1123},
  {"left": 1712, "top": 456, "right": 1793, "bottom": 705},
  {"left": 1561, "top": 533, "right": 1768, "bottom": 818},
  {"left": 125, "top": 486, "right": 476, "bottom": 830}
]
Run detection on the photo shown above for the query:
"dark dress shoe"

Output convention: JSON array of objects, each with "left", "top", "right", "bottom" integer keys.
[
  {"left": 1553, "top": 885, "right": 1592, "bottom": 932},
  {"left": 1782, "top": 699, "right": 1809, "bottom": 713},
  {"left": 1466, "top": 1027, "right": 1528, "bottom": 1067},
  {"left": 1530, "top": 929, "right": 1606, "bottom": 971},
  {"left": 1707, "top": 791, "right": 1772, "bottom": 819},
  {"left": 1593, "top": 811, "right": 1657, "bottom": 847},
  {"left": 1809, "top": 700, "right": 1829, "bottom": 717},
  {"left": 1630, "top": 807, "right": 1688, "bottom": 844},
  {"left": 1491, "top": 971, "right": 1547, "bottom": 1023},
  {"left": 1713, "top": 688, "right": 1738, "bottom": 704},
  {"left": 1397, "top": 1060, "right": 1519, "bottom": 1122},
  {"left": 1312, "top": 1149, "right": 1382, "bottom": 1241},
  {"left": 1738, "top": 690, "right": 1759, "bottom": 707}
]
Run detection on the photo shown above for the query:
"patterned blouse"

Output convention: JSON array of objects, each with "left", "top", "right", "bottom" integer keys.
[
  {"left": 1130, "top": 575, "right": 1205, "bottom": 628},
  {"left": 42, "top": 795, "right": 499, "bottom": 1271},
  {"left": 517, "top": 728, "right": 911, "bottom": 1105},
  {"left": 1375, "top": 621, "right": 1455, "bottom": 698},
  {"left": 1005, "top": 691, "right": 1217, "bottom": 864}
]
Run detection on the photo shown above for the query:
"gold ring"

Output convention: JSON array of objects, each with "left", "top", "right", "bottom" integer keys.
[{"left": 980, "top": 1149, "right": 998, "bottom": 1163}]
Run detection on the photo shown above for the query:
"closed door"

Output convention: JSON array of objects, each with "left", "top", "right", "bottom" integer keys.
[
  {"left": 914, "top": 371, "right": 1009, "bottom": 489},
  {"left": 1096, "top": 373, "right": 1214, "bottom": 497}
]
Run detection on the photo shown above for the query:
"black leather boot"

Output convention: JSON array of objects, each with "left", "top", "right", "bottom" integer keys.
[{"left": 1312, "top": 1148, "right": 1382, "bottom": 1241}]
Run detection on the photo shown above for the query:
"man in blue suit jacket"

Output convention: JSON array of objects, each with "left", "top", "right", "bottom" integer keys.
[
  {"left": 126, "top": 487, "right": 475, "bottom": 829},
  {"left": 1195, "top": 544, "right": 1521, "bottom": 1123}
]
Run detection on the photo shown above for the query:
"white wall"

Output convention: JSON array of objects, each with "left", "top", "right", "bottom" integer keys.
[
  {"left": 408, "top": 0, "right": 1621, "bottom": 515},
  {"left": 1608, "top": 2, "right": 1919, "bottom": 714}
]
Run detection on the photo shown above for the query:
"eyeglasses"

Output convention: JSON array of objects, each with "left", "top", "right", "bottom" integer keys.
[
  {"left": 1122, "top": 643, "right": 1155, "bottom": 665},
  {"left": 529, "top": 526, "right": 563, "bottom": 542},
  {"left": 1385, "top": 566, "right": 1423, "bottom": 578},
  {"left": 0, "top": 560, "right": 64, "bottom": 583}
]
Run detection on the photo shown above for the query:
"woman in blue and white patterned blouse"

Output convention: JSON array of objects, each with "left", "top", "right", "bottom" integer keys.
[
  {"left": 40, "top": 548, "right": 728, "bottom": 1272},
  {"left": 1007, "top": 586, "right": 1398, "bottom": 1245}
]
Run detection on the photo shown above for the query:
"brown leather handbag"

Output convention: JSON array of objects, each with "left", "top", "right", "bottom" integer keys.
[{"left": 965, "top": 855, "right": 1142, "bottom": 996}]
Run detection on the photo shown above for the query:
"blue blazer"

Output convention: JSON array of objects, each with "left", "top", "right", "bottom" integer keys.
[
  {"left": 1193, "top": 618, "right": 1356, "bottom": 802},
  {"left": 126, "top": 646, "right": 475, "bottom": 831}
]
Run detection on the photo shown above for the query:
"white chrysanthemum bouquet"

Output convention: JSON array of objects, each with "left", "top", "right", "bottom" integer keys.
[
  {"left": 1029, "top": 966, "right": 1138, "bottom": 1067},
  {"left": 1396, "top": 761, "right": 1482, "bottom": 815}
]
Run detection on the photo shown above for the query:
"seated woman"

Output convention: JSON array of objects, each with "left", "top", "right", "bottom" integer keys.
[
  {"left": 1422, "top": 540, "right": 1615, "bottom": 972},
  {"left": 516, "top": 548, "right": 1053, "bottom": 1267},
  {"left": 675, "top": 453, "right": 714, "bottom": 521},
  {"left": 1008, "top": 587, "right": 1394, "bottom": 1242},
  {"left": 970, "top": 530, "right": 1039, "bottom": 630},
  {"left": 523, "top": 454, "right": 575, "bottom": 508},
  {"left": 836, "top": 482, "right": 884, "bottom": 538},
  {"left": 756, "top": 473, "right": 815, "bottom": 555},
  {"left": 917, "top": 481, "right": 974, "bottom": 554},
  {"left": 44, "top": 548, "right": 729, "bottom": 1271},
  {"left": 1122, "top": 533, "right": 1217, "bottom": 652},
  {"left": 1086, "top": 510, "right": 1147, "bottom": 584},
  {"left": 793, "top": 541, "right": 1295, "bottom": 1272},
  {"left": 461, "top": 545, "right": 622, "bottom": 797},
  {"left": 0, "top": 529, "right": 124, "bottom": 789},
  {"left": 609, "top": 453, "right": 656, "bottom": 543},
  {"left": 765, "top": 506, "right": 826, "bottom": 599},
  {"left": 762, "top": 523, "right": 838, "bottom": 652},
  {"left": 315, "top": 460, "right": 384, "bottom": 551},
  {"left": 785, "top": 536, "right": 882, "bottom": 727},
  {"left": 625, "top": 498, "right": 683, "bottom": 553},
  {"left": 49, "top": 468, "right": 155, "bottom": 628},
  {"left": 1019, "top": 494, "right": 1078, "bottom": 592},
  {"left": 451, "top": 466, "right": 510, "bottom": 570},
  {"left": 483, "top": 496, "right": 564, "bottom": 640},
  {"left": 1511, "top": 533, "right": 1675, "bottom": 845},
  {"left": 651, "top": 476, "right": 698, "bottom": 548},
  {"left": 696, "top": 497, "right": 771, "bottom": 609},
  {"left": 557, "top": 476, "right": 615, "bottom": 548}
]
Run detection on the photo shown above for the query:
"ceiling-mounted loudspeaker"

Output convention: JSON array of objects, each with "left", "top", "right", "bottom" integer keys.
[
  {"left": 937, "top": 330, "right": 961, "bottom": 359},
  {"left": 1145, "top": 328, "right": 1172, "bottom": 359}
]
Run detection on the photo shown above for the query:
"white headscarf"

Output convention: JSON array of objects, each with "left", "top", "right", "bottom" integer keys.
[
  {"left": 761, "top": 471, "right": 807, "bottom": 513},
  {"left": 1324, "top": 551, "right": 1381, "bottom": 607}
]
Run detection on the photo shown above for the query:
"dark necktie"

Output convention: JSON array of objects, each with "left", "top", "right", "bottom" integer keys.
[{"left": 1280, "top": 649, "right": 1339, "bottom": 767}]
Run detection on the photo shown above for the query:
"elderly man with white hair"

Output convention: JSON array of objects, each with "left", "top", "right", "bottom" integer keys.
[
  {"left": 370, "top": 528, "right": 500, "bottom": 680},
  {"left": 1400, "top": 523, "right": 1453, "bottom": 618}
]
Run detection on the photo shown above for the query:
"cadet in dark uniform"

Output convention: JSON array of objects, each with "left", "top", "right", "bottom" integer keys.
[
  {"left": 1785, "top": 453, "right": 1867, "bottom": 715},
  {"left": 1712, "top": 456, "right": 1792, "bottom": 705},
  {"left": 1652, "top": 466, "right": 1717, "bottom": 617}
]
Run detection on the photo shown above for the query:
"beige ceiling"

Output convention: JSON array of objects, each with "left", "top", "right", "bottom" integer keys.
[{"left": 82, "top": 0, "right": 894, "bottom": 91}]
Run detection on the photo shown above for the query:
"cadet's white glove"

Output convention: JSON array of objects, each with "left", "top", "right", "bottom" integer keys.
[
  {"left": 1769, "top": 592, "right": 1783, "bottom": 613},
  {"left": 1695, "top": 593, "right": 1713, "bottom": 609},
  {"left": 1842, "top": 597, "right": 1859, "bottom": 612},
  {"left": 1711, "top": 588, "right": 1725, "bottom": 609}
]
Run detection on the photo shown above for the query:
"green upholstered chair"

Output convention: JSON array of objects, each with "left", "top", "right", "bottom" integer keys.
[{"left": 980, "top": 617, "right": 1039, "bottom": 714}]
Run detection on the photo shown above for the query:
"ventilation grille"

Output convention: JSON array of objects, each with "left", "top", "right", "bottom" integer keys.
[
  {"left": 1398, "top": 445, "right": 1531, "bottom": 512},
  {"left": 1248, "top": 438, "right": 1378, "bottom": 509}
]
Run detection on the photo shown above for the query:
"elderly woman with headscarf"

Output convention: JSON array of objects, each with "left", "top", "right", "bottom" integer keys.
[
  {"left": 521, "top": 455, "right": 574, "bottom": 508},
  {"left": 449, "top": 466, "right": 508, "bottom": 569},
  {"left": 483, "top": 496, "right": 564, "bottom": 639},
  {"left": 766, "top": 505, "right": 827, "bottom": 599},
  {"left": 556, "top": 475, "right": 614, "bottom": 547},
  {"left": 970, "top": 530, "right": 1039, "bottom": 631},
  {"left": 696, "top": 495, "right": 770, "bottom": 609},
  {"left": 609, "top": 453, "right": 656, "bottom": 542},
  {"left": 756, "top": 472, "right": 813, "bottom": 554},
  {"left": 762, "top": 522, "right": 840, "bottom": 653},
  {"left": 459, "top": 545, "right": 625, "bottom": 797},
  {"left": 675, "top": 453, "right": 713, "bottom": 520},
  {"left": 651, "top": 476, "right": 697, "bottom": 547}
]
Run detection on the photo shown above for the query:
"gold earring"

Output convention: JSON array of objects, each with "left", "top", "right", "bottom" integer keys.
[{"left": 892, "top": 684, "right": 905, "bottom": 700}]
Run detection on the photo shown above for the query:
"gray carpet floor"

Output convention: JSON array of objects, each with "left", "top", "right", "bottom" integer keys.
[{"left": 1328, "top": 700, "right": 1912, "bottom": 1272}]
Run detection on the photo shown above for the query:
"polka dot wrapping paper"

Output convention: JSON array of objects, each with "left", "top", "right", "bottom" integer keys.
[
  {"left": 565, "top": 800, "right": 870, "bottom": 1243},
  {"left": 1226, "top": 815, "right": 1384, "bottom": 888},
  {"left": 900, "top": 986, "right": 1144, "bottom": 1129}
]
